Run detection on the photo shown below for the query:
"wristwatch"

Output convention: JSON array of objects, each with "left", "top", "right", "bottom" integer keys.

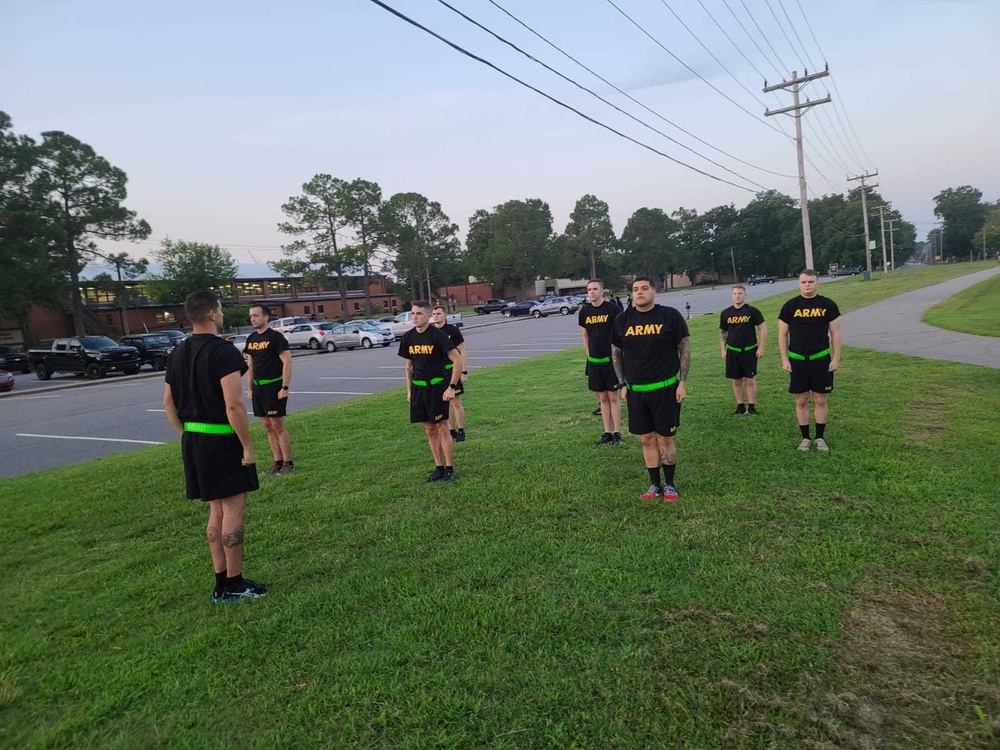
[
  {"left": 446, "top": 382, "right": 455, "bottom": 388},
  {"left": 280, "top": 385, "right": 290, "bottom": 391},
  {"left": 617, "top": 382, "right": 627, "bottom": 390}
]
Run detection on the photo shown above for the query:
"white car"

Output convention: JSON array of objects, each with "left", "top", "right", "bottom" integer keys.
[
  {"left": 273, "top": 316, "right": 311, "bottom": 333},
  {"left": 227, "top": 334, "right": 249, "bottom": 354},
  {"left": 323, "top": 322, "right": 394, "bottom": 352},
  {"left": 535, "top": 296, "right": 580, "bottom": 316},
  {"left": 284, "top": 323, "right": 333, "bottom": 350}
]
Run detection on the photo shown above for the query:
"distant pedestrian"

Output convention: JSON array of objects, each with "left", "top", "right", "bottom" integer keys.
[
  {"left": 245, "top": 304, "right": 294, "bottom": 476},
  {"left": 719, "top": 284, "right": 767, "bottom": 416}
]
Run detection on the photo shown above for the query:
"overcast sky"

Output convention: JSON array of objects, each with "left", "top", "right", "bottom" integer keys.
[{"left": 3, "top": 0, "right": 998, "bottom": 267}]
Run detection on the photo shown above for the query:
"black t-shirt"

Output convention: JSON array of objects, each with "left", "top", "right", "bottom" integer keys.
[
  {"left": 578, "top": 301, "right": 618, "bottom": 359},
  {"left": 778, "top": 295, "right": 841, "bottom": 355},
  {"left": 244, "top": 328, "right": 289, "bottom": 380},
  {"left": 398, "top": 325, "right": 455, "bottom": 380},
  {"left": 165, "top": 334, "right": 247, "bottom": 424},
  {"left": 719, "top": 304, "right": 765, "bottom": 348},
  {"left": 437, "top": 322, "right": 465, "bottom": 348},
  {"left": 611, "top": 304, "right": 689, "bottom": 384}
]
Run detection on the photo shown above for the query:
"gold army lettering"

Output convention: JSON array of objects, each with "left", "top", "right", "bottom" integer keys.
[
  {"left": 623, "top": 323, "right": 664, "bottom": 336},
  {"left": 726, "top": 315, "right": 752, "bottom": 325},
  {"left": 245, "top": 341, "right": 270, "bottom": 351},
  {"left": 792, "top": 308, "right": 828, "bottom": 318},
  {"left": 408, "top": 344, "right": 435, "bottom": 355},
  {"left": 584, "top": 314, "right": 610, "bottom": 325}
]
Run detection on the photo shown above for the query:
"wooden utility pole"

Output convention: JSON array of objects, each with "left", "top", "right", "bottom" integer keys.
[
  {"left": 764, "top": 68, "right": 831, "bottom": 271},
  {"left": 887, "top": 219, "right": 898, "bottom": 271},
  {"left": 872, "top": 205, "right": 889, "bottom": 272},
  {"left": 848, "top": 171, "right": 879, "bottom": 273}
]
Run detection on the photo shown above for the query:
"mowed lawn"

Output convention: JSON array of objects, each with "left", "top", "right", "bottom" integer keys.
[
  {"left": 923, "top": 270, "right": 1000, "bottom": 337},
  {"left": 2, "top": 266, "right": 999, "bottom": 749}
]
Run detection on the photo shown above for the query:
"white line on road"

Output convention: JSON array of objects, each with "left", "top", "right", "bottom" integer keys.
[
  {"left": 146, "top": 409, "right": 252, "bottom": 415},
  {"left": 292, "top": 391, "right": 373, "bottom": 395},
  {"left": 16, "top": 433, "right": 165, "bottom": 445},
  {"left": 318, "top": 377, "right": 401, "bottom": 380},
  {"left": 467, "top": 356, "right": 530, "bottom": 359},
  {"left": 15, "top": 394, "right": 63, "bottom": 399}
]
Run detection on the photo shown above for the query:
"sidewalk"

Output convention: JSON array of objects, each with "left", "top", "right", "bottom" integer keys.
[{"left": 840, "top": 266, "right": 1000, "bottom": 369}]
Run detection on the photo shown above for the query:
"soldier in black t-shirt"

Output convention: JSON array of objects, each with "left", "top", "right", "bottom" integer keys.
[
  {"left": 719, "top": 284, "right": 767, "bottom": 416},
  {"left": 432, "top": 304, "right": 469, "bottom": 443},
  {"left": 245, "top": 304, "right": 294, "bottom": 476},
  {"left": 777, "top": 270, "right": 842, "bottom": 452},
  {"left": 580, "top": 278, "right": 623, "bottom": 445},
  {"left": 163, "top": 290, "right": 266, "bottom": 604},
  {"left": 398, "top": 301, "right": 462, "bottom": 482},
  {"left": 611, "top": 276, "right": 691, "bottom": 503}
]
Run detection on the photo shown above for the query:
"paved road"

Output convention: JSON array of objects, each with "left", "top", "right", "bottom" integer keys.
[
  {"left": 0, "top": 278, "right": 820, "bottom": 479},
  {"left": 840, "top": 266, "right": 1000, "bottom": 368}
]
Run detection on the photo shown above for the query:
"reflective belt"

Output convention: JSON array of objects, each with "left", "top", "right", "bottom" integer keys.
[
  {"left": 184, "top": 422, "right": 234, "bottom": 435},
  {"left": 787, "top": 348, "right": 830, "bottom": 361},
  {"left": 252, "top": 376, "right": 283, "bottom": 386},
  {"left": 726, "top": 343, "right": 757, "bottom": 353},
  {"left": 412, "top": 377, "right": 445, "bottom": 387},
  {"left": 587, "top": 355, "right": 611, "bottom": 364},
  {"left": 444, "top": 363, "right": 454, "bottom": 370},
  {"left": 628, "top": 374, "right": 680, "bottom": 392}
]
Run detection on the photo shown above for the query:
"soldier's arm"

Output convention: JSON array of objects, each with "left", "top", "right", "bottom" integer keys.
[{"left": 611, "top": 344, "right": 625, "bottom": 385}]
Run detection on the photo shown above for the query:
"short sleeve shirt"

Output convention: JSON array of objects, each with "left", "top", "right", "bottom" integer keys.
[
  {"left": 611, "top": 304, "right": 689, "bottom": 384},
  {"left": 243, "top": 328, "right": 289, "bottom": 380},
  {"left": 719, "top": 304, "right": 765, "bottom": 348},
  {"left": 438, "top": 323, "right": 465, "bottom": 348},
  {"left": 165, "top": 334, "right": 247, "bottom": 424},
  {"left": 578, "top": 301, "right": 618, "bottom": 359},
  {"left": 398, "top": 325, "right": 455, "bottom": 381},
  {"left": 778, "top": 295, "right": 841, "bottom": 355}
]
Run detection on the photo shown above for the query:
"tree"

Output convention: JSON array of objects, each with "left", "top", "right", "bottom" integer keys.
[
  {"left": 340, "top": 178, "right": 383, "bottom": 316},
  {"left": 275, "top": 174, "right": 355, "bottom": 322},
  {"left": 89, "top": 251, "right": 149, "bottom": 334},
  {"left": 379, "top": 192, "right": 460, "bottom": 300},
  {"left": 33, "top": 130, "right": 150, "bottom": 335},
  {"left": 735, "top": 191, "right": 800, "bottom": 277},
  {"left": 619, "top": 207, "right": 679, "bottom": 285},
  {"left": 150, "top": 239, "right": 238, "bottom": 304},
  {"left": 466, "top": 199, "right": 555, "bottom": 297},
  {"left": 563, "top": 194, "right": 615, "bottom": 278},
  {"left": 933, "top": 186, "right": 988, "bottom": 259}
]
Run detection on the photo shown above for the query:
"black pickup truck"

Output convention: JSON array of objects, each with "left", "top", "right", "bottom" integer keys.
[
  {"left": 120, "top": 333, "right": 177, "bottom": 371},
  {"left": 0, "top": 345, "right": 31, "bottom": 374},
  {"left": 28, "top": 336, "right": 141, "bottom": 380},
  {"left": 473, "top": 299, "right": 510, "bottom": 315}
]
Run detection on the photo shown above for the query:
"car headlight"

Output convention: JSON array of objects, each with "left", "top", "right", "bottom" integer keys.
[{"left": 91, "top": 352, "right": 103, "bottom": 360}]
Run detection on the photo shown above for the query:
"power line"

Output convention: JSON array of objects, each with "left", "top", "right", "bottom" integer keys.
[
  {"left": 762, "top": 0, "right": 807, "bottom": 68},
  {"left": 693, "top": 0, "right": 768, "bottom": 81},
  {"left": 484, "top": 0, "right": 794, "bottom": 178},
  {"left": 435, "top": 0, "right": 770, "bottom": 189},
  {"left": 720, "top": 0, "right": 782, "bottom": 76},
  {"left": 776, "top": 0, "right": 817, "bottom": 68},
  {"left": 738, "top": 0, "right": 789, "bottom": 73},
  {"left": 809, "top": 108, "right": 856, "bottom": 172},
  {"left": 366, "top": 0, "right": 760, "bottom": 192},
  {"left": 802, "top": 119, "right": 851, "bottom": 175},
  {"left": 602, "top": 0, "right": 789, "bottom": 137}
]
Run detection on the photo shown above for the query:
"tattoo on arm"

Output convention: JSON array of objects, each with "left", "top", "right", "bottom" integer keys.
[
  {"left": 221, "top": 525, "right": 245, "bottom": 549},
  {"left": 679, "top": 337, "right": 691, "bottom": 382},
  {"left": 611, "top": 345, "right": 625, "bottom": 383}
]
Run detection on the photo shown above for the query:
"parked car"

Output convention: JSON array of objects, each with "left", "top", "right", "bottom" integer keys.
[
  {"left": 28, "top": 336, "right": 141, "bottom": 380},
  {"left": 384, "top": 310, "right": 463, "bottom": 339},
  {"left": 0, "top": 369, "right": 14, "bottom": 392},
  {"left": 159, "top": 330, "right": 189, "bottom": 345},
  {"left": 119, "top": 333, "right": 176, "bottom": 371},
  {"left": 226, "top": 334, "right": 249, "bottom": 354},
  {"left": 502, "top": 300, "right": 544, "bottom": 318},
  {"left": 831, "top": 266, "right": 862, "bottom": 277},
  {"left": 323, "top": 322, "right": 394, "bottom": 352},
  {"left": 273, "top": 316, "right": 311, "bottom": 333},
  {"left": 747, "top": 274, "right": 777, "bottom": 285},
  {"left": 0, "top": 345, "right": 30, "bottom": 374},
  {"left": 284, "top": 323, "right": 333, "bottom": 350},
  {"left": 473, "top": 299, "right": 509, "bottom": 315},
  {"left": 535, "top": 296, "right": 580, "bottom": 316}
]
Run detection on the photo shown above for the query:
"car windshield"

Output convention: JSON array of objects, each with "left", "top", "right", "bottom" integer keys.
[
  {"left": 0, "top": 346, "right": 15, "bottom": 354},
  {"left": 146, "top": 336, "right": 172, "bottom": 346},
  {"left": 318, "top": 323, "right": 337, "bottom": 331},
  {"left": 79, "top": 336, "right": 121, "bottom": 350}
]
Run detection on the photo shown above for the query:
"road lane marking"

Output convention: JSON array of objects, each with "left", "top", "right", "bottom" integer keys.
[
  {"left": 318, "top": 377, "right": 401, "bottom": 380},
  {"left": 14, "top": 394, "right": 63, "bottom": 399},
  {"left": 16, "top": 433, "right": 165, "bottom": 445},
  {"left": 291, "top": 391, "right": 373, "bottom": 395},
  {"left": 467, "top": 356, "right": 530, "bottom": 359},
  {"left": 146, "top": 409, "right": 252, "bottom": 415}
]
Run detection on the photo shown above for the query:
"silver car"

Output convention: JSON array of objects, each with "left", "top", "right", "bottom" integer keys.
[
  {"left": 323, "top": 322, "right": 394, "bottom": 352},
  {"left": 284, "top": 323, "right": 333, "bottom": 350},
  {"left": 535, "top": 296, "right": 580, "bottom": 316}
]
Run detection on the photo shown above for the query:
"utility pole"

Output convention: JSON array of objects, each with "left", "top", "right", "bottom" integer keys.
[
  {"left": 887, "top": 219, "right": 897, "bottom": 271},
  {"left": 872, "top": 205, "right": 888, "bottom": 272},
  {"left": 730, "top": 247, "right": 738, "bottom": 282},
  {"left": 847, "top": 171, "right": 879, "bottom": 273},
  {"left": 764, "top": 67, "right": 832, "bottom": 271}
]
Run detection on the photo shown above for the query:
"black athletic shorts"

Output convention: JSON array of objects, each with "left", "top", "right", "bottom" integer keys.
[
  {"left": 626, "top": 385, "right": 681, "bottom": 437},
  {"left": 788, "top": 354, "right": 834, "bottom": 394},
  {"left": 252, "top": 380, "right": 288, "bottom": 418},
  {"left": 587, "top": 361, "right": 618, "bottom": 392},
  {"left": 410, "top": 381, "right": 450, "bottom": 424},
  {"left": 725, "top": 349, "right": 758, "bottom": 380},
  {"left": 182, "top": 432, "right": 259, "bottom": 502}
]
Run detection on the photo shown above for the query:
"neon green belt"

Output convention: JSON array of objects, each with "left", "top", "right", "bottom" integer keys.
[
  {"left": 412, "top": 377, "right": 445, "bottom": 387},
  {"left": 587, "top": 356, "right": 611, "bottom": 364},
  {"left": 184, "top": 422, "right": 234, "bottom": 435},
  {"left": 726, "top": 343, "right": 757, "bottom": 353},
  {"left": 252, "top": 376, "right": 282, "bottom": 386},
  {"left": 444, "top": 363, "right": 454, "bottom": 370},
  {"left": 628, "top": 374, "right": 680, "bottom": 392},
  {"left": 788, "top": 348, "right": 830, "bottom": 361}
]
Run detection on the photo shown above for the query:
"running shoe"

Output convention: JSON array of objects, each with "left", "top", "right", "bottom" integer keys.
[
  {"left": 426, "top": 468, "right": 446, "bottom": 482},
  {"left": 640, "top": 484, "right": 663, "bottom": 501},
  {"left": 277, "top": 462, "right": 294, "bottom": 475},
  {"left": 596, "top": 433, "right": 614, "bottom": 446},
  {"left": 733, "top": 406, "right": 746, "bottom": 416},
  {"left": 211, "top": 589, "right": 226, "bottom": 604},
  {"left": 592, "top": 407, "right": 602, "bottom": 416},
  {"left": 220, "top": 579, "right": 268, "bottom": 603},
  {"left": 454, "top": 429, "right": 466, "bottom": 443},
  {"left": 610, "top": 433, "right": 622, "bottom": 446},
  {"left": 264, "top": 461, "right": 283, "bottom": 477},
  {"left": 797, "top": 438, "right": 811, "bottom": 451},
  {"left": 662, "top": 485, "right": 679, "bottom": 503},
  {"left": 747, "top": 406, "right": 758, "bottom": 416},
  {"left": 814, "top": 438, "right": 829, "bottom": 451},
  {"left": 441, "top": 468, "right": 457, "bottom": 481}
]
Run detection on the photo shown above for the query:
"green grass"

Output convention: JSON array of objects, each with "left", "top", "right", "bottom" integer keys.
[
  {"left": 2, "top": 265, "right": 999, "bottom": 748},
  {"left": 923, "top": 271, "right": 1000, "bottom": 337}
]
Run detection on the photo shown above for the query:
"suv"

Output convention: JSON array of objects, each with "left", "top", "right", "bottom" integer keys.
[
  {"left": 535, "top": 296, "right": 580, "bottom": 316},
  {"left": 473, "top": 299, "right": 509, "bottom": 315},
  {"left": 747, "top": 274, "right": 776, "bottom": 285},
  {"left": 831, "top": 266, "right": 862, "bottom": 277},
  {"left": 0, "top": 345, "right": 30, "bottom": 374},
  {"left": 273, "top": 316, "right": 311, "bottom": 333},
  {"left": 120, "top": 333, "right": 177, "bottom": 371}
]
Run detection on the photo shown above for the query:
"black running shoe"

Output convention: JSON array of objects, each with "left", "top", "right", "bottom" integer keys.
[
  {"left": 211, "top": 589, "right": 226, "bottom": 604},
  {"left": 221, "top": 579, "right": 268, "bottom": 603},
  {"left": 592, "top": 407, "right": 602, "bottom": 416},
  {"left": 426, "top": 468, "right": 446, "bottom": 482},
  {"left": 611, "top": 433, "right": 622, "bottom": 446},
  {"left": 747, "top": 406, "right": 758, "bottom": 416},
  {"left": 454, "top": 429, "right": 466, "bottom": 443},
  {"left": 596, "top": 432, "right": 614, "bottom": 446},
  {"left": 441, "top": 468, "right": 457, "bottom": 481},
  {"left": 264, "top": 461, "right": 283, "bottom": 477},
  {"left": 733, "top": 406, "right": 747, "bottom": 417},
  {"left": 277, "top": 461, "right": 294, "bottom": 475}
]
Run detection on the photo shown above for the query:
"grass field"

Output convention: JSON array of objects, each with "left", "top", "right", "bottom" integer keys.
[
  {"left": 923, "top": 271, "right": 1000, "bottom": 337},
  {"left": 2, "top": 265, "right": 999, "bottom": 748}
]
